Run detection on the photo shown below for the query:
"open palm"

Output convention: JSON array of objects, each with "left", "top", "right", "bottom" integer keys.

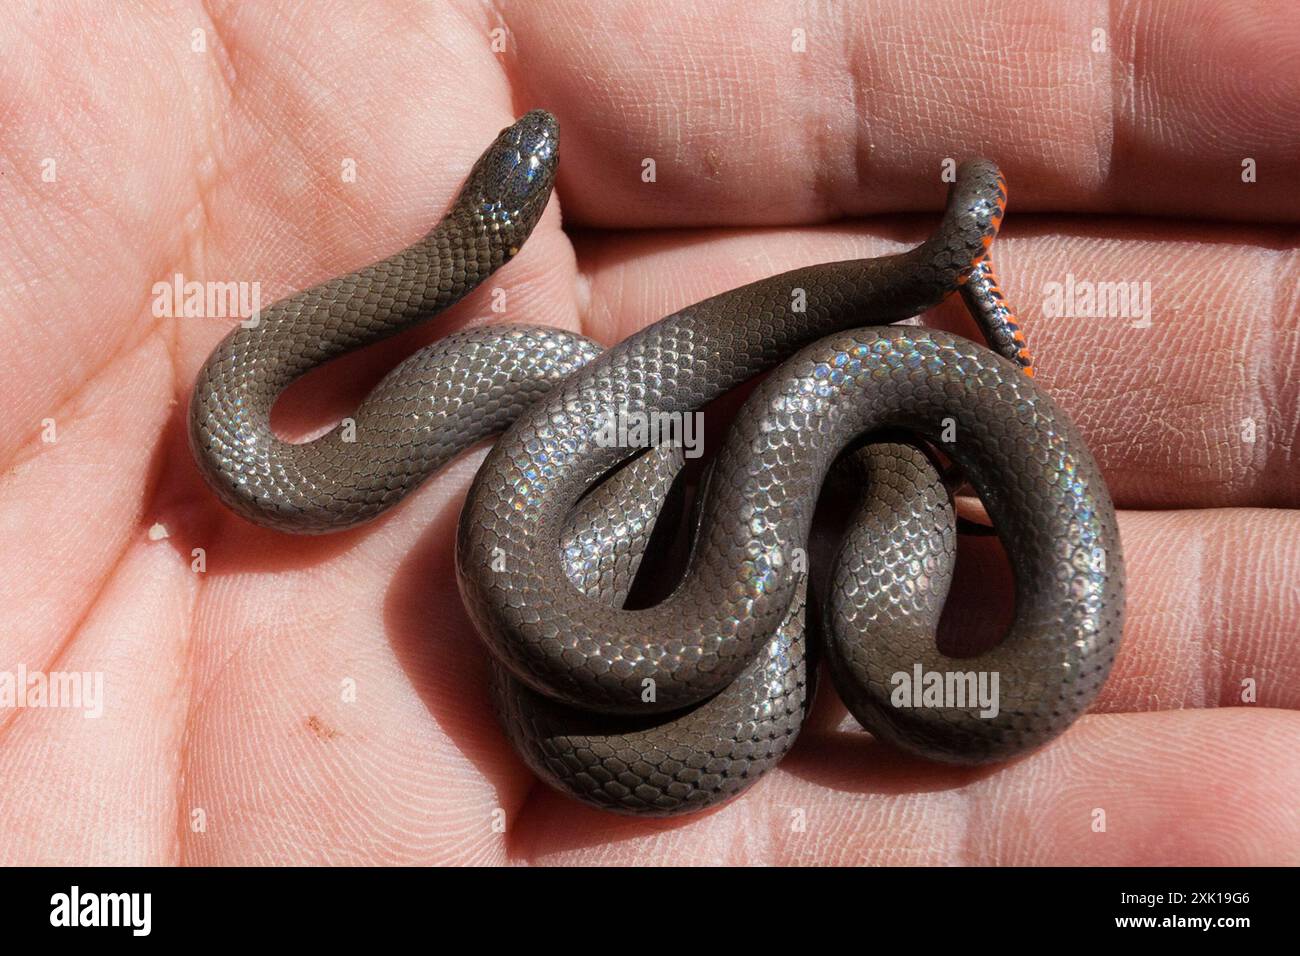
[{"left": 2, "top": 1, "right": 1297, "bottom": 865}]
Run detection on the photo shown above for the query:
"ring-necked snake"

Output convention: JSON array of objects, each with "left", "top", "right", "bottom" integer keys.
[{"left": 189, "top": 111, "right": 1124, "bottom": 816}]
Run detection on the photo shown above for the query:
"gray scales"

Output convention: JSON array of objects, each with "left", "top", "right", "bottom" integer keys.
[{"left": 188, "top": 112, "right": 1124, "bottom": 816}]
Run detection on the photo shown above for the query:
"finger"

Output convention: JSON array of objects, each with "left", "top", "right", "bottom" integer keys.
[
  {"left": 511, "top": 708, "right": 1300, "bottom": 865},
  {"left": 503, "top": 0, "right": 1300, "bottom": 226},
  {"left": 1098, "top": 509, "right": 1300, "bottom": 712},
  {"left": 572, "top": 219, "right": 1300, "bottom": 508},
  {"left": 915, "top": 507, "right": 1300, "bottom": 714}
]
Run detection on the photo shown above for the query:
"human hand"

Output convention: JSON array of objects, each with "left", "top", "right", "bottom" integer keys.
[{"left": 1, "top": 0, "right": 1296, "bottom": 865}]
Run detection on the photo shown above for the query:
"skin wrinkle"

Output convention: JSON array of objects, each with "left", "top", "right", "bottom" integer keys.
[
  {"left": 134, "top": 389, "right": 203, "bottom": 848},
  {"left": 0, "top": 288, "right": 111, "bottom": 461},
  {"left": 950, "top": 768, "right": 977, "bottom": 867},
  {"left": 570, "top": 266, "right": 595, "bottom": 341},
  {"left": 1276, "top": 242, "right": 1300, "bottom": 469},
  {"left": 167, "top": 13, "right": 230, "bottom": 446},
  {"left": 0, "top": 338, "right": 174, "bottom": 746},
  {"left": 0, "top": 323, "right": 170, "bottom": 568},
  {"left": 173, "top": 525, "right": 289, "bottom": 865},
  {"left": 806, "top": 103, "right": 848, "bottom": 226},
  {"left": 199, "top": 2, "right": 241, "bottom": 93},
  {"left": 1244, "top": 270, "right": 1272, "bottom": 492},
  {"left": 166, "top": 9, "right": 222, "bottom": 846},
  {"left": 175, "top": 575, "right": 200, "bottom": 867},
  {"left": 475, "top": 1, "right": 527, "bottom": 121},
  {"left": 1189, "top": 520, "right": 1211, "bottom": 709},
  {"left": 122, "top": 528, "right": 203, "bottom": 868},
  {"left": 1258, "top": 241, "right": 1294, "bottom": 486},
  {"left": 1221, "top": 518, "right": 1275, "bottom": 700},
  {"left": 0, "top": 302, "right": 158, "bottom": 472}
]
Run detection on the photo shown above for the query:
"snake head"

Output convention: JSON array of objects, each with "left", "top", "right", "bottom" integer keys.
[{"left": 460, "top": 110, "right": 560, "bottom": 235}]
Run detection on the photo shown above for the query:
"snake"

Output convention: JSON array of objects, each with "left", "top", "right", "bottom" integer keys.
[{"left": 189, "top": 111, "right": 1124, "bottom": 816}]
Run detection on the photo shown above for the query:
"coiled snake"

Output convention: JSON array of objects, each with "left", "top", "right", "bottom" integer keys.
[{"left": 189, "top": 112, "right": 1124, "bottom": 816}]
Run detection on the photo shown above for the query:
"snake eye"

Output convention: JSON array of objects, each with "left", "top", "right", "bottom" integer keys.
[{"left": 468, "top": 110, "right": 559, "bottom": 214}]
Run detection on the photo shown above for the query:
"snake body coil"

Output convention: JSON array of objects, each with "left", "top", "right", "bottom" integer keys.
[{"left": 189, "top": 112, "right": 1124, "bottom": 816}]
